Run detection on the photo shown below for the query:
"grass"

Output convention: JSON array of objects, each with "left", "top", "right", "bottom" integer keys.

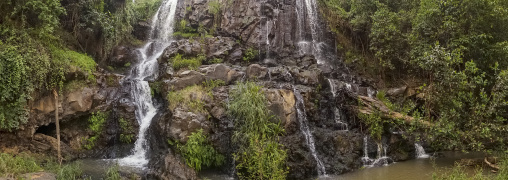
[
  {"left": 0, "top": 153, "right": 42, "bottom": 178},
  {"left": 170, "top": 54, "right": 205, "bottom": 71},
  {"left": 167, "top": 85, "right": 209, "bottom": 113},
  {"left": 433, "top": 158, "right": 508, "bottom": 180},
  {"left": 105, "top": 164, "right": 121, "bottom": 180},
  {"left": 51, "top": 47, "right": 96, "bottom": 82},
  {"left": 0, "top": 153, "right": 86, "bottom": 179}
]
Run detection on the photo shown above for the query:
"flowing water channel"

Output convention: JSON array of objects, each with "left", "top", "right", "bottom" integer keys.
[{"left": 118, "top": 0, "right": 178, "bottom": 168}]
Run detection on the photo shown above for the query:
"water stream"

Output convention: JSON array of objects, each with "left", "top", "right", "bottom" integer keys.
[
  {"left": 296, "top": 0, "right": 325, "bottom": 64},
  {"left": 294, "top": 88, "right": 327, "bottom": 176},
  {"left": 118, "top": 0, "right": 178, "bottom": 168},
  {"left": 415, "top": 143, "right": 430, "bottom": 159}
]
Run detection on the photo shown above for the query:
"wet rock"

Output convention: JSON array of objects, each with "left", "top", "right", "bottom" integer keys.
[
  {"left": 168, "top": 108, "right": 210, "bottom": 143},
  {"left": 201, "top": 64, "right": 240, "bottom": 84},
  {"left": 246, "top": 64, "right": 268, "bottom": 80},
  {"left": 133, "top": 21, "right": 151, "bottom": 41},
  {"left": 151, "top": 152, "right": 198, "bottom": 180},
  {"left": 265, "top": 89, "right": 296, "bottom": 126},
  {"left": 168, "top": 71, "right": 206, "bottom": 90},
  {"left": 109, "top": 46, "right": 136, "bottom": 67}
]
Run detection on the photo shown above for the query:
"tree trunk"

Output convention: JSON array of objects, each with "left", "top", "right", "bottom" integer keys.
[{"left": 53, "top": 89, "right": 61, "bottom": 165}]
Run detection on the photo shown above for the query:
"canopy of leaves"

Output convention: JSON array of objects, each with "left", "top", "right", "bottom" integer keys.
[{"left": 320, "top": 0, "right": 508, "bottom": 151}]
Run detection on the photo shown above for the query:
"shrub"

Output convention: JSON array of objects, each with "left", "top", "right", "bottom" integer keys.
[
  {"left": 177, "top": 129, "right": 225, "bottom": 171},
  {"left": 242, "top": 48, "right": 257, "bottom": 62},
  {"left": 83, "top": 112, "right": 108, "bottom": 149},
  {"left": 228, "top": 82, "right": 288, "bottom": 179},
  {"left": 170, "top": 54, "right": 205, "bottom": 70},
  {"left": 119, "top": 118, "right": 134, "bottom": 144}
]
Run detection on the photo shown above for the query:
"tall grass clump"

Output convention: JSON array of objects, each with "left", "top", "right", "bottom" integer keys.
[
  {"left": 228, "top": 82, "right": 288, "bottom": 179},
  {"left": 0, "top": 153, "right": 42, "bottom": 178}
]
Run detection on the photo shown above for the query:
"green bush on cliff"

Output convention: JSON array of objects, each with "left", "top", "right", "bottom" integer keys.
[
  {"left": 170, "top": 54, "right": 205, "bottom": 71},
  {"left": 167, "top": 85, "right": 208, "bottom": 113},
  {"left": 177, "top": 129, "right": 225, "bottom": 171},
  {"left": 228, "top": 81, "right": 288, "bottom": 179},
  {"left": 83, "top": 112, "right": 109, "bottom": 149}
]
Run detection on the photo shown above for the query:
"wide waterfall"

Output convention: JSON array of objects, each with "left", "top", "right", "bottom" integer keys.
[
  {"left": 294, "top": 88, "right": 327, "bottom": 176},
  {"left": 118, "top": 0, "right": 178, "bottom": 168}
]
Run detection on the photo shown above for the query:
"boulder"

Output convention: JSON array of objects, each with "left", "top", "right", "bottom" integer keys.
[
  {"left": 265, "top": 89, "right": 296, "bottom": 126},
  {"left": 151, "top": 152, "right": 198, "bottom": 180},
  {"left": 246, "top": 64, "right": 268, "bottom": 80},
  {"left": 168, "top": 108, "right": 210, "bottom": 143},
  {"left": 168, "top": 71, "right": 206, "bottom": 90}
]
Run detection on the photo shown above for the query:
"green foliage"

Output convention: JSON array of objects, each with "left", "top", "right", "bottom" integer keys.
[
  {"left": 322, "top": 0, "right": 508, "bottom": 152},
  {"left": 243, "top": 48, "right": 258, "bottom": 62},
  {"left": 167, "top": 85, "right": 209, "bottom": 113},
  {"left": 433, "top": 158, "right": 508, "bottom": 180},
  {"left": 63, "top": 80, "right": 87, "bottom": 93},
  {"left": 0, "top": 26, "right": 52, "bottom": 131},
  {"left": 170, "top": 54, "right": 205, "bottom": 71},
  {"left": 131, "top": 0, "right": 163, "bottom": 21},
  {"left": 228, "top": 82, "right": 288, "bottom": 179},
  {"left": 119, "top": 118, "right": 134, "bottom": 144},
  {"left": 0, "top": 153, "right": 42, "bottom": 178},
  {"left": 358, "top": 110, "right": 384, "bottom": 140},
  {"left": 105, "top": 164, "right": 121, "bottom": 180},
  {"left": 207, "top": 58, "right": 223, "bottom": 64},
  {"left": 51, "top": 47, "right": 97, "bottom": 82},
  {"left": 83, "top": 112, "right": 109, "bottom": 149},
  {"left": 177, "top": 129, "right": 225, "bottom": 171},
  {"left": 54, "top": 162, "right": 85, "bottom": 180}
]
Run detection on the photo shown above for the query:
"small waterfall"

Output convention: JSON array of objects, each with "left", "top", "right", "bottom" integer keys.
[
  {"left": 296, "top": 0, "right": 325, "bottom": 64},
  {"left": 328, "top": 79, "right": 348, "bottom": 130},
  {"left": 118, "top": 0, "right": 178, "bottom": 168},
  {"left": 415, "top": 143, "right": 430, "bottom": 159},
  {"left": 362, "top": 136, "right": 392, "bottom": 167},
  {"left": 294, "top": 88, "right": 327, "bottom": 176}
]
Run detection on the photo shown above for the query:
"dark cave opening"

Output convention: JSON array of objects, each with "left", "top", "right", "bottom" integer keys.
[{"left": 35, "top": 123, "right": 56, "bottom": 137}]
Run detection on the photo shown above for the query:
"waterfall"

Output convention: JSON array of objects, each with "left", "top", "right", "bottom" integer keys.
[
  {"left": 118, "top": 0, "right": 178, "bottom": 168},
  {"left": 328, "top": 79, "right": 348, "bottom": 130},
  {"left": 362, "top": 136, "right": 392, "bottom": 167},
  {"left": 415, "top": 143, "right": 430, "bottom": 159},
  {"left": 296, "top": 0, "right": 325, "bottom": 64},
  {"left": 294, "top": 88, "right": 327, "bottom": 176}
]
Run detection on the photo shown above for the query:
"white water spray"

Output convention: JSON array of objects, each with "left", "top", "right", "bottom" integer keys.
[
  {"left": 294, "top": 88, "right": 327, "bottom": 176},
  {"left": 415, "top": 143, "right": 430, "bottom": 159},
  {"left": 296, "top": 0, "right": 325, "bottom": 64},
  {"left": 118, "top": 0, "right": 178, "bottom": 168}
]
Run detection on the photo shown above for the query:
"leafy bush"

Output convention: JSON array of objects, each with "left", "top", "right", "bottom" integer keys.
[
  {"left": 83, "top": 112, "right": 109, "bottom": 149},
  {"left": 228, "top": 82, "right": 288, "bottom": 179},
  {"left": 177, "top": 129, "right": 225, "bottom": 171},
  {"left": 170, "top": 54, "right": 205, "bottom": 71},
  {"left": 242, "top": 48, "right": 258, "bottom": 62},
  {"left": 119, "top": 118, "right": 134, "bottom": 144}
]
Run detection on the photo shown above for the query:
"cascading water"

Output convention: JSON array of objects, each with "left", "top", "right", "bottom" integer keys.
[
  {"left": 118, "top": 0, "right": 178, "bottom": 168},
  {"left": 294, "top": 88, "right": 327, "bottom": 176},
  {"left": 362, "top": 136, "right": 392, "bottom": 167},
  {"left": 328, "top": 79, "right": 348, "bottom": 130},
  {"left": 415, "top": 143, "right": 430, "bottom": 159},
  {"left": 296, "top": 0, "right": 323, "bottom": 63}
]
